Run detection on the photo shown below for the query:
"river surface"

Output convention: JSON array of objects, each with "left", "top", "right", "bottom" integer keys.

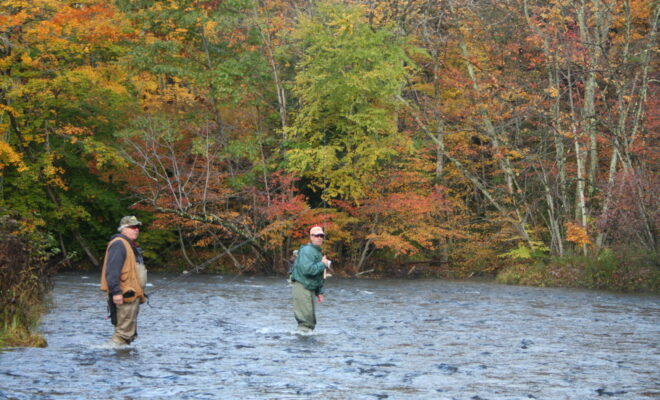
[{"left": 0, "top": 272, "right": 658, "bottom": 399}]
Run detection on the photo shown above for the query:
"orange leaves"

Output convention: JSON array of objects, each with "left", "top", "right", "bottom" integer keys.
[
  {"left": 367, "top": 191, "right": 440, "bottom": 217},
  {"left": 24, "top": 1, "right": 131, "bottom": 59},
  {"left": 50, "top": 4, "right": 127, "bottom": 44},
  {"left": 0, "top": 10, "right": 30, "bottom": 31},
  {"left": 565, "top": 222, "right": 591, "bottom": 246},
  {"left": 355, "top": 174, "right": 455, "bottom": 257},
  {"left": 367, "top": 232, "right": 418, "bottom": 255}
]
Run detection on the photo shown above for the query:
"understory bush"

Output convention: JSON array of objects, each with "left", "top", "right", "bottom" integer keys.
[
  {"left": 496, "top": 248, "right": 659, "bottom": 292},
  {"left": 0, "top": 214, "right": 57, "bottom": 348}
]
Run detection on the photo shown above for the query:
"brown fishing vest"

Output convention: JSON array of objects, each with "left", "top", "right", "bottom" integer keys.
[{"left": 100, "top": 237, "right": 146, "bottom": 303}]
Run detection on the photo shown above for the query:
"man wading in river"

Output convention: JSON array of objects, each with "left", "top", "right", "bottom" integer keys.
[
  {"left": 100, "top": 216, "right": 148, "bottom": 346},
  {"left": 290, "top": 226, "right": 331, "bottom": 333}
]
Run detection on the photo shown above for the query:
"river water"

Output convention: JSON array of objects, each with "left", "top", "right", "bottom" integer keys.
[{"left": 0, "top": 272, "right": 658, "bottom": 399}]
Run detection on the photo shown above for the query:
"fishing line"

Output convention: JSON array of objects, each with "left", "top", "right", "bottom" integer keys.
[{"left": 145, "top": 237, "right": 254, "bottom": 300}]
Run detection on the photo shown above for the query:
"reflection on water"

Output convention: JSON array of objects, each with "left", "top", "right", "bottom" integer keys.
[{"left": 1, "top": 272, "right": 659, "bottom": 399}]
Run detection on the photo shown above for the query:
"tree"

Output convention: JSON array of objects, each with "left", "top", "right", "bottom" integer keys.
[
  {"left": 286, "top": 2, "right": 410, "bottom": 202},
  {"left": 0, "top": 0, "right": 135, "bottom": 266}
]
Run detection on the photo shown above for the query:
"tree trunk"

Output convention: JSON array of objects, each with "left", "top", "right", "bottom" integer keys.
[
  {"left": 574, "top": 136, "right": 589, "bottom": 256},
  {"left": 73, "top": 230, "right": 100, "bottom": 267}
]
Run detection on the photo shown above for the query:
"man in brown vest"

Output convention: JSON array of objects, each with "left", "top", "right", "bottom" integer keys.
[{"left": 100, "top": 216, "right": 148, "bottom": 345}]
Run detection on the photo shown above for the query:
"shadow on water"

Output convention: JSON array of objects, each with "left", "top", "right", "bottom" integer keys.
[{"left": 0, "top": 272, "right": 659, "bottom": 399}]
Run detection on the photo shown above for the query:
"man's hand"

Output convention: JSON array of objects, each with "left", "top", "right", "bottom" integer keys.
[
  {"left": 317, "top": 294, "right": 324, "bottom": 303},
  {"left": 112, "top": 294, "right": 124, "bottom": 305}
]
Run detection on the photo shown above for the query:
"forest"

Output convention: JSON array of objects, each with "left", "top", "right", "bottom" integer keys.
[{"left": 0, "top": 0, "right": 658, "bottom": 345}]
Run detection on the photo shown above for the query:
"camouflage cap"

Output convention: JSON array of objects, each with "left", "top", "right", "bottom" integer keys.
[{"left": 117, "top": 215, "right": 142, "bottom": 231}]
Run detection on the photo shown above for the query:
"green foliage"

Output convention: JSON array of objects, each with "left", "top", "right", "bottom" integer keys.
[
  {"left": 495, "top": 263, "right": 550, "bottom": 287},
  {"left": 579, "top": 249, "right": 659, "bottom": 292},
  {"left": 496, "top": 248, "right": 659, "bottom": 292},
  {"left": 500, "top": 241, "right": 550, "bottom": 261},
  {"left": 0, "top": 0, "right": 138, "bottom": 264},
  {"left": 286, "top": 2, "right": 411, "bottom": 201},
  {"left": 501, "top": 244, "right": 533, "bottom": 260},
  {"left": 138, "top": 229, "right": 177, "bottom": 268}
]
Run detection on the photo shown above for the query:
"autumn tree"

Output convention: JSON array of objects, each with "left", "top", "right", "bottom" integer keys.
[
  {"left": 115, "top": 0, "right": 313, "bottom": 271},
  {"left": 0, "top": 0, "right": 136, "bottom": 265}
]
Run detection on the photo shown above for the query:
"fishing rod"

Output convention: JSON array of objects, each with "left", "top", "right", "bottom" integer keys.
[{"left": 146, "top": 237, "right": 254, "bottom": 298}]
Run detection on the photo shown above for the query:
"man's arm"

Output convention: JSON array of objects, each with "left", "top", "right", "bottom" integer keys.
[{"left": 105, "top": 241, "right": 126, "bottom": 296}]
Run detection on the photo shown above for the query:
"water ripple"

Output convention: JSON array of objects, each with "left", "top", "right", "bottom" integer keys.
[{"left": 0, "top": 273, "right": 658, "bottom": 399}]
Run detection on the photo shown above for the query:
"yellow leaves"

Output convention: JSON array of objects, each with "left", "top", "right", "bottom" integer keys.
[
  {"left": 335, "top": 22, "right": 354, "bottom": 36},
  {"left": 565, "top": 222, "right": 591, "bottom": 246},
  {"left": 169, "top": 27, "right": 189, "bottom": 41},
  {"left": 42, "top": 163, "right": 66, "bottom": 188},
  {"left": 540, "top": 4, "right": 566, "bottom": 24},
  {"left": 60, "top": 65, "right": 129, "bottom": 97},
  {"left": 2, "top": 0, "right": 33, "bottom": 7},
  {"left": 629, "top": 0, "right": 653, "bottom": 20},
  {"left": 40, "top": 153, "right": 67, "bottom": 190},
  {"left": 0, "top": 104, "right": 20, "bottom": 117},
  {"left": 132, "top": 72, "right": 158, "bottom": 92},
  {"left": 130, "top": 71, "right": 197, "bottom": 111},
  {"left": 507, "top": 149, "right": 525, "bottom": 160},
  {"left": 545, "top": 86, "right": 559, "bottom": 98},
  {"left": 0, "top": 141, "right": 28, "bottom": 172},
  {"left": 20, "top": 53, "right": 35, "bottom": 67},
  {"left": 58, "top": 125, "right": 89, "bottom": 136},
  {"left": 57, "top": 124, "right": 91, "bottom": 144},
  {"left": 556, "top": 128, "right": 574, "bottom": 138},
  {"left": 203, "top": 21, "right": 218, "bottom": 36},
  {"left": 23, "top": 133, "right": 46, "bottom": 144},
  {"left": 11, "top": 217, "right": 46, "bottom": 238},
  {"left": 80, "top": 138, "right": 127, "bottom": 170},
  {"left": 412, "top": 82, "right": 436, "bottom": 96}
]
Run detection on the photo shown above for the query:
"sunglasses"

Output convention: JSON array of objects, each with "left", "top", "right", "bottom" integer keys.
[
  {"left": 127, "top": 225, "right": 140, "bottom": 230},
  {"left": 311, "top": 233, "right": 325, "bottom": 238}
]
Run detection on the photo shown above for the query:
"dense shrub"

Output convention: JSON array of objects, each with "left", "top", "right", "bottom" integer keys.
[
  {"left": 496, "top": 249, "right": 660, "bottom": 292},
  {"left": 0, "top": 214, "right": 57, "bottom": 347},
  {"left": 448, "top": 240, "right": 506, "bottom": 278}
]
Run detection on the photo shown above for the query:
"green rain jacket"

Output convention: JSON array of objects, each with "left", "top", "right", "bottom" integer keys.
[{"left": 291, "top": 243, "right": 325, "bottom": 295}]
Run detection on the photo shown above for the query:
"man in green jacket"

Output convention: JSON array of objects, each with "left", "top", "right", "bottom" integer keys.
[{"left": 290, "top": 226, "right": 331, "bottom": 333}]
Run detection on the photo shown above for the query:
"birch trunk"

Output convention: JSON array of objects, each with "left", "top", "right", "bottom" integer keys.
[
  {"left": 574, "top": 136, "right": 589, "bottom": 256},
  {"left": 577, "top": 0, "right": 612, "bottom": 200}
]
